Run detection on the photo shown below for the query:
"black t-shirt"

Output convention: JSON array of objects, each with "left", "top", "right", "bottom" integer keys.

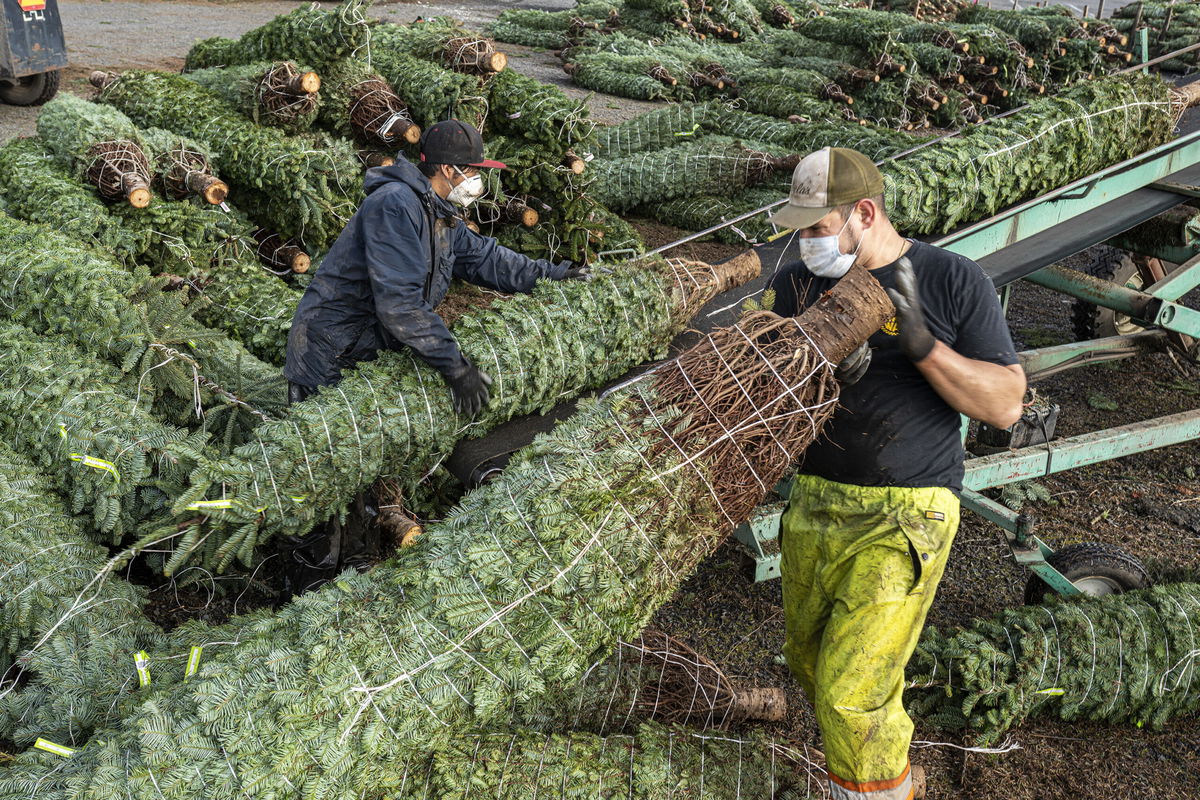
[{"left": 769, "top": 240, "right": 1018, "bottom": 492}]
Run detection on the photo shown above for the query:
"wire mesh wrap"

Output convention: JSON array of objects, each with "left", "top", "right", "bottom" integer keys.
[
  {"left": 130, "top": 252, "right": 767, "bottom": 574},
  {"left": 346, "top": 79, "right": 420, "bottom": 148},
  {"left": 139, "top": 127, "right": 228, "bottom": 204},
  {"left": 906, "top": 582, "right": 1200, "bottom": 744},
  {"left": 521, "top": 629, "right": 787, "bottom": 733},
  {"left": 0, "top": 266, "right": 890, "bottom": 800},
  {"left": 0, "top": 444, "right": 164, "bottom": 747},
  {"left": 98, "top": 69, "right": 363, "bottom": 251},
  {"left": 0, "top": 137, "right": 300, "bottom": 366},
  {"left": 182, "top": 0, "right": 369, "bottom": 72}
]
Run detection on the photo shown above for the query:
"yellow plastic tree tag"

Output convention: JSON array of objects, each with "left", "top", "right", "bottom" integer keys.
[
  {"left": 135, "top": 651, "right": 151, "bottom": 687},
  {"left": 185, "top": 646, "right": 203, "bottom": 679},
  {"left": 69, "top": 454, "right": 120, "bottom": 482},
  {"left": 34, "top": 738, "right": 75, "bottom": 758},
  {"left": 186, "top": 499, "right": 236, "bottom": 511}
]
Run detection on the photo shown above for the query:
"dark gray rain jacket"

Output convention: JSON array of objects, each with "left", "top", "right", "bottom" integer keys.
[{"left": 284, "top": 155, "right": 569, "bottom": 388}]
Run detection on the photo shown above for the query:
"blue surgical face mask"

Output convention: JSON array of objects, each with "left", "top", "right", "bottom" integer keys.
[{"left": 799, "top": 213, "right": 864, "bottom": 279}]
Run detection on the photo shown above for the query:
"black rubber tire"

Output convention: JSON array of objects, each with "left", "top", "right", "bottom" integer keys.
[
  {"left": 0, "top": 70, "right": 60, "bottom": 106},
  {"left": 1024, "top": 541, "right": 1150, "bottom": 604},
  {"left": 1070, "top": 245, "right": 1145, "bottom": 341}
]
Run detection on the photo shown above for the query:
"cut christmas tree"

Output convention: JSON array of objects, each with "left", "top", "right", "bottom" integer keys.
[{"left": 0, "top": 264, "right": 891, "bottom": 800}]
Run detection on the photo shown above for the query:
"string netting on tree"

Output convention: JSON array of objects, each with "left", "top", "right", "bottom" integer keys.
[
  {"left": 371, "top": 18, "right": 509, "bottom": 75},
  {"left": 906, "top": 582, "right": 1200, "bottom": 744},
  {"left": 181, "top": 61, "right": 322, "bottom": 133},
  {"left": 590, "top": 136, "right": 797, "bottom": 212},
  {"left": 518, "top": 629, "right": 787, "bottom": 733},
  {"left": 639, "top": 188, "right": 782, "bottom": 245},
  {"left": 139, "top": 127, "right": 228, "bottom": 204},
  {"left": 316, "top": 58, "right": 421, "bottom": 148},
  {"left": 418, "top": 723, "right": 825, "bottom": 800},
  {"left": 881, "top": 73, "right": 1184, "bottom": 234},
  {"left": 0, "top": 443, "right": 164, "bottom": 747},
  {"left": 367, "top": 48, "right": 488, "bottom": 131},
  {"left": 0, "top": 137, "right": 139, "bottom": 259},
  {"left": 96, "top": 69, "right": 363, "bottom": 251},
  {"left": 130, "top": 252, "right": 767, "bottom": 575},
  {"left": 183, "top": 0, "right": 370, "bottom": 71},
  {"left": 36, "top": 93, "right": 154, "bottom": 207},
  {"left": 0, "top": 265, "right": 890, "bottom": 800}
]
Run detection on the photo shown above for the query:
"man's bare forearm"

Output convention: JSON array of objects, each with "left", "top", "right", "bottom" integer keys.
[{"left": 914, "top": 341, "right": 1026, "bottom": 429}]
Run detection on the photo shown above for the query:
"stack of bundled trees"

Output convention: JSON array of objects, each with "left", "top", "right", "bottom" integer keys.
[
  {"left": 493, "top": 0, "right": 1134, "bottom": 129},
  {"left": 591, "top": 73, "right": 1184, "bottom": 241},
  {"left": 1111, "top": 0, "right": 1200, "bottom": 71},
  {"left": 0, "top": 127, "right": 303, "bottom": 366},
  {"left": 95, "top": 69, "right": 364, "bottom": 252}
]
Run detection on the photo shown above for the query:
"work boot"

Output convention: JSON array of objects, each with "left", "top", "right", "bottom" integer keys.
[{"left": 911, "top": 764, "right": 926, "bottom": 800}]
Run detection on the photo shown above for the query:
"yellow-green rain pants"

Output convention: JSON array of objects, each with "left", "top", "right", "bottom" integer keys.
[{"left": 780, "top": 473, "right": 959, "bottom": 800}]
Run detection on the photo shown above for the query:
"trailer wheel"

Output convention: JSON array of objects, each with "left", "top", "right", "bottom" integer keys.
[
  {"left": 1071, "top": 245, "right": 1145, "bottom": 341},
  {"left": 1024, "top": 542, "right": 1149, "bottom": 604},
  {"left": 0, "top": 70, "right": 60, "bottom": 106}
]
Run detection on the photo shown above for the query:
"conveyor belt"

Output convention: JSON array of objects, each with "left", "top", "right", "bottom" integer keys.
[{"left": 977, "top": 162, "right": 1200, "bottom": 287}]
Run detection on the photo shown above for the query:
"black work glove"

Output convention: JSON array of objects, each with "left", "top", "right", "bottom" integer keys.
[
  {"left": 561, "top": 263, "right": 613, "bottom": 281},
  {"left": 562, "top": 263, "right": 591, "bottom": 281},
  {"left": 444, "top": 359, "right": 493, "bottom": 418},
  {"left": 886, "top": 256, "right": 937, "bottom": 362},
  {"left": 835, "top": 342, "right": 871, "bottom": 386}
]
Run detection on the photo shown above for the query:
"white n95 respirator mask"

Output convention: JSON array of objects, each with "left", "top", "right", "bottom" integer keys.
[{"left": 447, "top": 167, "right": 485, "bottom": 208}]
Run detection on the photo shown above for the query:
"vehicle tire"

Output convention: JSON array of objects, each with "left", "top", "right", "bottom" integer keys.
[
  {"left": 1070, "top": 245, "right": 1146, "bottom": 341},
  {"left": 1024, "top": 541, "right": 1149, "bottom": 604},
  {"left": 0, "top": 70, "right": 60, "bottom": 106}
]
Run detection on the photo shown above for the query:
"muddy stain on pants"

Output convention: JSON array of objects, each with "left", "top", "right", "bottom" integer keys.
[{"left": 781, "top": 473, "right": 959, "bottom": 800}]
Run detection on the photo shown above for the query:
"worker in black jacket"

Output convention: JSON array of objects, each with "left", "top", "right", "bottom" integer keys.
[
  {"left": 285, "top": 119, "right": 585, "bottom": 415},
  {"left": 279, "top": 120, "right": 585, "bottom": 593}
]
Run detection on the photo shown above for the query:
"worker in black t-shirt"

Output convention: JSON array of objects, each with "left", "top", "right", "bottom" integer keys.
[{"left": 766, "top": 147, "right": 1026, "bottom": 800}]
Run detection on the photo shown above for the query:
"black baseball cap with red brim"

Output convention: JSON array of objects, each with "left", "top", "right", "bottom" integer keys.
[{"left": 418, "top": 119, "right": 506, "bottom": 169}]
